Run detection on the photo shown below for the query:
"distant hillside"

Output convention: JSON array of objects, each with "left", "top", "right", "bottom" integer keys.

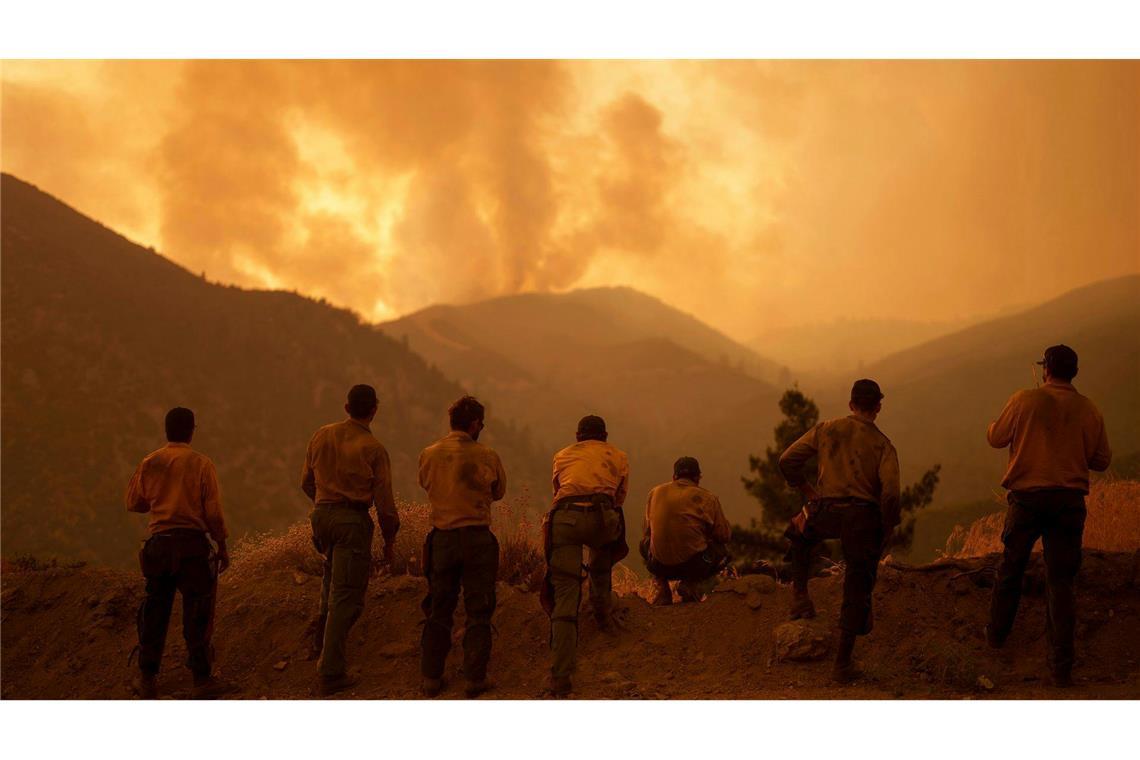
[
  {"left": 386, "top": 286, "right": 788, "bottom": 386},
  {"left": 381, "top": 288, "right": 787, "bottom": 530},
  {"left": 797, "top": 276, "right": 1140, "bottom": 560},
  {"left": 868, "top": 275, "right": 1139, "bottom": 504},
  {"left": 0, "top": 174, "right": 547, "bottom": 565},
  {"left": 751, "top": 318, "right": 966, "bottom": 377}
]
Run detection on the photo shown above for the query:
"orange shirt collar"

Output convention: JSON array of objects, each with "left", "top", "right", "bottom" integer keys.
[
  {"left": 347, "top": 417, "right": 372, "bottom": 432},
  {"left": 446, "top": 430, "right": 474, "bottom": 442},
  {"left": 165, "top": 442, "right": 191, "bottom": 449}
]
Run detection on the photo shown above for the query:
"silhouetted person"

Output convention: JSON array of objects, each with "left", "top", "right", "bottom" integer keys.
[
  {"left": 301, "top": 384, "right": 400, "bottom": 696},
  {"left": 985, "top": 344, "right": 1112, "bottom": 687},
  {"left": 418, "top": 396, "right": 507, "bottom": 698},
  {"left": 541, "top": 415, "right": 630, "bottom": 697},
  {"left": 778, "top": 379, "right": 901, "bottom": 684},
  {"left": 640, "top": 456, "right": 731, "bottom": 605},
  {"left": 126, "top": 407, "right": 238, "bottom": 699}
]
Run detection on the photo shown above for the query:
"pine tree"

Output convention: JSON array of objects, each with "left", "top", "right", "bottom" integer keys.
[
  {"left": 733, "top": 386, "right": 941, "bottom": 566},
  {"left": 741, "top": 387, "right": 819, "bottom": 530},
  {"left": 729, "top": 387, "right": 819, "bottom": 567}
]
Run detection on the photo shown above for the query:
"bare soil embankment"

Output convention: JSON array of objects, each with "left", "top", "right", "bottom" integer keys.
[
  {"left": 4, "top": 520, "right": 1140, "bottom": 700},
  {"left": 946, "top": 480, "right": 1140, "bottom": 558}
]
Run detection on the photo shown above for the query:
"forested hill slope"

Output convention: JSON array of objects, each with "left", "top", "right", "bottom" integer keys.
[{"left": 0, "top": 173, "right": 546, "bottom": 564}]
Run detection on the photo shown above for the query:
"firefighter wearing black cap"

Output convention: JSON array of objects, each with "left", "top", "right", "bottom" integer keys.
[
  {"left": 301, "top": 384, "right": 401, "bottom": 696},
  {"left": 778, "top": 378, "right": 901, "bottom": 683},
  {"left": 985, "top": 344, "right": 1111, "bottom": 686},
  {"left": 541, "top": 414, "right": 630, "bottom": 696}
]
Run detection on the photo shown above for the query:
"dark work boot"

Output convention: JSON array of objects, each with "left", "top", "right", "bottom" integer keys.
[
  {"left": 465, "top": 678, "right": 492, "bottom": 698},
  {"left": 650, "top": 578, "right": 673, "bottom": 606},
  {"left": 317, "top": 671, "right": 360, "bottom": 697},
  {"left": 192, "top": 675, "right": 240, "bottom": 699},
  {"left": 831, "top": 660, "right": 864, "bottom": 684},
  {"left": 422, "top": 677, "right": 444, "bottom": 698},
  {"left": 1050, "top": 668, "right": 1074, "bottom": 688},
  {"left": 984, "top": 623, "right": 1005, "bottom": 649},
  {"left": 790, "top": 591, "right": 816, "bottom": 620},
  {"left": 133, "top": 672, "right": 158, "bottom": 700},
  {"left": 831, "top": 630, "right": 860, "bottom": 684},
  {"left": 550, "top": 675, "right": 572, "bottom": 698}
]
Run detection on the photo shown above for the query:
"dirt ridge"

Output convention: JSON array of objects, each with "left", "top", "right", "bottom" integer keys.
[{"left": 4, "top": 528, "right": 1140, "bottom": 700}]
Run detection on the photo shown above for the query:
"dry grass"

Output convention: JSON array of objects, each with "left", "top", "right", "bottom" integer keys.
[
  {"left": 950, "top": 478, "right": 1140, "bottom": 557},
  {"left": 909, "top": 637, "right": 983, "bottom": 689},
  {"left": 228, "top": 494, "right": 657, "bottom": 599},
  {"left": 231, "top": 494, "right": 549, "bottom": 588}
]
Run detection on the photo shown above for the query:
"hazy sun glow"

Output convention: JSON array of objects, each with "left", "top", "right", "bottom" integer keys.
[{"left": 2, "top": 60, "right": 1137, "bottom": 338}]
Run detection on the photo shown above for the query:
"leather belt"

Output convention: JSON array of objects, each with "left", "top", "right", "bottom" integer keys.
[
  {"left": 315, "top": 500, "right": 371, "bottom": 511},
  {"left": 555, "top": 493, "right": 615, "bottom": 512}
]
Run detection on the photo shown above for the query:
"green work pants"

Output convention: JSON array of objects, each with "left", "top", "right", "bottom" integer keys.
[
  {"left": 310, "top": 505, "right": 374, "bottom": 678},
  {"left": 420, "top": 526, "right": 500, "bottom": 682},
  {"left": 548, "top": 506, "right": 622, "bottom": 679}
]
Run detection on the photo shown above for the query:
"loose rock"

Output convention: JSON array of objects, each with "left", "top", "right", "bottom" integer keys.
[
  {"left": 717, "top": 575, "right": 779, "bottom": 596},
  {"left": 378, "top": 641, "right": 417, "bottom": 658},
  {"left": 773, "top": 620, "right": 831, "bottom": 662}
]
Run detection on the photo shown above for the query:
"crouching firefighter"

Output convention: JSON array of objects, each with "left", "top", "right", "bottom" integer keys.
[
  {"left": 778, "top": 379, "right": 901, "bottom": 684},
  {"left": 126, "top": 407, "right": 239, "bottom": 700},
  {"left": 541, "top": 415, "right": 630, "bottom": 697},
  {"left": 640, "top": 456, "right": 732, "bottom": 605},
  {"left": 418, "top": 396, "right": 507, "bottom": 699}
]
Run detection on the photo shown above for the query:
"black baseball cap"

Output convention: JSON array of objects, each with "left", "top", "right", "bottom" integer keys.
[
  {"left": 576, "top": 414, "right": 607, "bottom": 438},
  {"left": 1037, "top": 344, "right": 1078, "bottom": 378},
  {"left": 850, "top": 378, "right": 884, "bottom": 405}
]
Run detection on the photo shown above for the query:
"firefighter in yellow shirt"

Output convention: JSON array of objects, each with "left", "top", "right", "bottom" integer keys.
[
  {"left": 301, "top": 384, "right": 400, "bottom": 696},
  {"left": 541, "top": 414, "right": 630, "bottom": 697},
  {"left": 779, "top": 379, "right": 900, "bottom": 684},
  {"left": 418, "top": 396, "right": 507, "bottom": 698},
  {"left": 640, "top": 457, "right": 732, "bottom": 605},
  {"left": 986, "top": 345, "right": 1111, "bottom": 687},
  {"left": 126, "top": 407, "right": 239, "bottom": 699}
]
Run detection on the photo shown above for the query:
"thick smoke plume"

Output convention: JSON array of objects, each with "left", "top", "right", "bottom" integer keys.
[{"left": 2, "top": 61, "right": 1137, "bottom": 337}]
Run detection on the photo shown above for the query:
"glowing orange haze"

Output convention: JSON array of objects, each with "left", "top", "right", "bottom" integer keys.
[{"left": 2, "top": 60, "right": 1137, "bottom": 339}]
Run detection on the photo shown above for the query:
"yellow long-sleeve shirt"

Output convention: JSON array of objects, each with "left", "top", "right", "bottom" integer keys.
[
  {"left": 126, "top": 443, "right": 227, "bottom": 542},
  {"left": 551, "top": 439, "right": 630, "bottom": 507},
  {"left": 987, "top": 381, "right": 1111, "bottom": 493},
  {"left": 418, "top": 431, "right": 507, "bottom": 530},
  {"left": 643, "top": 478, "right": 732, "bottom": 566},
  {"left": 779, "top": 415, "right": 902, "bottom": 528},
  {"left": 301, "top": 418, "right": 399, "bottom": 539}
]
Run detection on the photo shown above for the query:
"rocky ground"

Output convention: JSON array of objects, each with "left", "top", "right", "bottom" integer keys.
[{"left": 4, "top": 535, "right": 1140, "bottom": 700}]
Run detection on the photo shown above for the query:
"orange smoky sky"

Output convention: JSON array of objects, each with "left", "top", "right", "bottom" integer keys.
[{"left": 2, "top": 60, "right": 1137, "bottom": 338}]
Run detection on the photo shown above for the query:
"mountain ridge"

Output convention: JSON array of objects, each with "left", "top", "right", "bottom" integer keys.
[{"left": 0, "top": 173, "right": 548, "bottom": 564}]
